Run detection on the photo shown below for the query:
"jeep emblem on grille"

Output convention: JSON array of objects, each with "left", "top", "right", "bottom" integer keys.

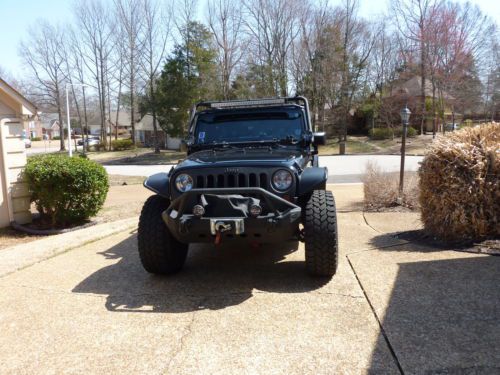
[{"left": 224, "top": 168, "right": 240, "bottom": 174}]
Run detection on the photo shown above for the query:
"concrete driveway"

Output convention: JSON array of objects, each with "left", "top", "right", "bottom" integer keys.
[
  {"left": 104, "top": 154, "right": 424, "bottom": 183},
  {"left": 0, "top": 185, "right": 497, "bottom": 374}
]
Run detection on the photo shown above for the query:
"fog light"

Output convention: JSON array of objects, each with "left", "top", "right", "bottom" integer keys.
[
  {"left": 192, "top": 205, "right": 205, "bottom": 217},
  {"left": 249, "top": 204, "right": 262, "bottom": 217}
]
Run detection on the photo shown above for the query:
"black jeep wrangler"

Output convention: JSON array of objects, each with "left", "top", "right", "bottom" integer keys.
[{"left": 138, "top": 97, "right": 338, "bottom": 276}]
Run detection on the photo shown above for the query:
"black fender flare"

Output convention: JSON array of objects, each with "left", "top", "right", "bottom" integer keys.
[
  {"left": 297, "top": 167, "right": 328, "bottom": 196},
  {"left": 144, "top": 172, "right": 170, "bottom": 198}
]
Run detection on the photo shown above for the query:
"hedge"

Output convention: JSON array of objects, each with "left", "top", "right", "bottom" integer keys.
[
  {"left": 419, "top": 123, "right": 499, "bottom": 242},
  {"left": 31, "top": 137, "right": 42, "bottom": 141},
  {"left": 24, "top": 154, "right": 109, "bottom": 227},
  {"left": 111, "top": 138, "right": 135, "bottom": 151}
]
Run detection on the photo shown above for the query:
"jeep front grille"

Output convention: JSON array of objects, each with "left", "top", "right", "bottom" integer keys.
[{"left": 194, "top": 172, "right": 269, "bottom": 189}]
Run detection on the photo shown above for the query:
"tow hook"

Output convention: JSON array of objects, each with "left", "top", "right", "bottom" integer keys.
[{"left": 214, "top": 222, "right": 232, "bottom": 245}]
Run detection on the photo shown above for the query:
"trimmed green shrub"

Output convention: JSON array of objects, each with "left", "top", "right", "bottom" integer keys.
[
  {"left": 394, "top": 126, "right": 417, "bottom": 138},
  {"left": 368, "top": 127, "right": 393, "bottom": 140},
  {"left": 419, "top": 123, "right": 499, "bottom": 242},
  {"left": 52, "top": 136, "right": 61, "bottom": 140},
  {"left": 111, "top": 138, "right": 135, "bottom": 151},
  {"left": 25, "top": 154, "right": 109, "bottom": 227},
  {"left": 31, "top": 137, "right": 42, "bottom": 141}
]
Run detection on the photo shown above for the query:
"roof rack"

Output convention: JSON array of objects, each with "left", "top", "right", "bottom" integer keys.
[{"left": 189, "top": 96, "right": 312, "bottom": 130}]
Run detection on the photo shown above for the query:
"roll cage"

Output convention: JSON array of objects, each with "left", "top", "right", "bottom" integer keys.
[{"left": 188, "top": 96, "right": 313, "bottom": 133}]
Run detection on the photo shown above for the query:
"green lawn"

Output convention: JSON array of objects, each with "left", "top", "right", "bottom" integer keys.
[
  {"left": 319, "top": 137, "right": 378, "bottom": 155},
  {"left": 318, "top": 134, "right": 434, "bottom": 155},
  {"left": 85, "top": 148, "right": 185, "bottom": 165}
]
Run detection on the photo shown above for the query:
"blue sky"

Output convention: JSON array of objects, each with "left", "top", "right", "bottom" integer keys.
[{"left": 1, "top": 0, "right": 498, "bottom": 80}]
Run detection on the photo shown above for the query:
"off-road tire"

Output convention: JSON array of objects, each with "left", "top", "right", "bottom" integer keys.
[
  {"left": 138, "top": 195, "right": 188, "bottom": 274},
  {"left": 304, "top": 190, "right": 338, "bottom": 276}
]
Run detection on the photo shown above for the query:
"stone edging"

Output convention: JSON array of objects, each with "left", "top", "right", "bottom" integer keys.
[{"left": 11, "top": 220, "right": 98, "bottom": 236}]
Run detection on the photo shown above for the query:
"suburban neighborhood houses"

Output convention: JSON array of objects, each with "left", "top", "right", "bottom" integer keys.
[{"left": 0, "top": 0, "right": 499, "bottom": 373}]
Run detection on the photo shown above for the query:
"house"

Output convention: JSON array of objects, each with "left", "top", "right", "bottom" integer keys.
[
  {"left": 389, "top": 76, "right": 458, "bottom": 131},
  {"left": 135, "top": 114, "right": 182, "bottom": 150},
  {"left": 38, "top": 113, "right": 61, "bottom": 139},
  {"left": 108, "top": 111, "right": 135, "bottom": 136},
  {"left": 0, "top": 77, "right": 37, "bottom": 227},
  {"left": 26, "top": 118, "right": 44, "bottom": 139}
]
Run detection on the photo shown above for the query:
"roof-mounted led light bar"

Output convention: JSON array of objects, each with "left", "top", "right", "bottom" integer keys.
[{"left": 209, "top": 98, "right": 286, "bottom": 109}]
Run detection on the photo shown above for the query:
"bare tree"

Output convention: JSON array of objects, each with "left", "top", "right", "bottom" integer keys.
[
  {"left": 243, "top": 0, "right": 303, "bottom": 96},
  {"left": 74, "top": 0, "right": 116, "bottom": 147},
  {"left": 66, "top": 29, "right": 91, "bottom": 151},
  {"left": 207, "top": 0, "right": 244, "bottom": 99},
  {"left": 19, "top": 21, "right": 67, "bottom": 151},
  {"left": 391, "top": 0, "right": 440, "bottom": 135},
  {"left": 338, "top": 0, "right": 375, "bottom": 151},
  {"left": 115, "top": 0, "right": 144, "bottom": 144},
  {"left": 291, "top": 0, "right": 334, "bottom": 128},
  {"left": 140, "top": 0, "right": 173, "bottom": 152}
]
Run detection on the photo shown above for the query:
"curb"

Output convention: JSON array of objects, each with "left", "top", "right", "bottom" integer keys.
[{"left": 0, "top": 217, "right": 138, "bottom": 278}]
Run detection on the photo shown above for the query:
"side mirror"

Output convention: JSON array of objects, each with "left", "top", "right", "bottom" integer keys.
[{"left": 313, "top": 132, "right": 326, "bottom": 146}]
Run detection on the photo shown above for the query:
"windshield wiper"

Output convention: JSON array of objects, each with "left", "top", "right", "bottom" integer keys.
[{"left": 276, "top": 135, "right": 300, "bottom": 145}]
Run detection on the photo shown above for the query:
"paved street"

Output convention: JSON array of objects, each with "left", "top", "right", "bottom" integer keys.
[
  {"left": 26, "top": 140, "right": 82, "bottom": 155},
  {"left": 104, "top": 154, "right": 424, "bottom": 183},
  {"left": 1, "top": 184, "right": 497, "bottom": 374}
]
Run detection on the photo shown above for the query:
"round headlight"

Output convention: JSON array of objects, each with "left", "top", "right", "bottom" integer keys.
[
  {"left": 175, "top": 173, "right": 193, "bottom": 192},
  {"left": 272, "top": 170, "right": 293, "bottom": 191}
]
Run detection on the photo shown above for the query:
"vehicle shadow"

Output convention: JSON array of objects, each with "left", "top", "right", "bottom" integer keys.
[
  {"left": 368, "top": 255, "right": 500, "bottom": 373},
  {"left": 72, "top": 234, "right": 328, "bottom": 313}
]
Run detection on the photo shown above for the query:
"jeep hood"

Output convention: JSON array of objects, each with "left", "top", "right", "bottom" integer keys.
[{"left": 176, "top": 148, "right": 308, "bottom": 169}]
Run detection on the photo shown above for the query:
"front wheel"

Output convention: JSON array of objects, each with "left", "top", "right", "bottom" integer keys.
[
  {"left": 303, "top": 190, "right": 339, "bottom": 277},
  {"left": 138, "top": 195, "right": 188, "bottom": 274}
]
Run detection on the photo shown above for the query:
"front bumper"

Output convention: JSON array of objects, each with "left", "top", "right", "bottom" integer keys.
[{"left": 162, "top": 188, "right": 301, "bottom": 244}]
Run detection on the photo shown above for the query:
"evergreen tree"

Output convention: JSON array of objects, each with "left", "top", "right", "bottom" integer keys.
[{"left": 155, "top": 21, "right": 218, "bottom": 137}]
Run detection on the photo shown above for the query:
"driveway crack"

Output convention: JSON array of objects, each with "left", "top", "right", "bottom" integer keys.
[
  {"left": 362, "top": 211, "right": 382, "bottom": 233},
  {"left": 163, "top": 309, "right": 197, "bottom": 373}
]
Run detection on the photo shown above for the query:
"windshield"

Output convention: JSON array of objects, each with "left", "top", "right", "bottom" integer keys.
[{"left": 194, "top": 109, "right": 305, "bottom": 145}]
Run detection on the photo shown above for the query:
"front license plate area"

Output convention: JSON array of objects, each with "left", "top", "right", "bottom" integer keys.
[{"left": 209, "top": 218, "right": 245, "bottom": 235}]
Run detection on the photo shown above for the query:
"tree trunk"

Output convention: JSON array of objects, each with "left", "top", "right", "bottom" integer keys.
[
  {"left": 432, "top": 82, "right": 436, "bottom": 139},
  {"left": 82, "top": 86, "right": 88, "bottom": 154},
  {"left": 56, "top": 89, "right": 66, "bottom": 151},
  {"left": 420, "top": 36, "right": 426, "bottom": 135},
  {"left": 130, "top": 47, "right": 136, "bottom": 144},
  {"left": 150, "top": 76, "right": 160, "bottom": 154}
]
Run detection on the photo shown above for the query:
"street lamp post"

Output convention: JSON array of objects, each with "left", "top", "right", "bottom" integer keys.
[
  {"left": 398, "top": 105, "right": 411, "bottom": 202},
  {"left": 65, "top": 84, "right": 73, "bottom": 157}
]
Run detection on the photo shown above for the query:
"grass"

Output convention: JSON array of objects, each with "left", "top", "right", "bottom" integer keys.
[
  {"left": 34, "top": 133, "right": 435, "bottom": 164},
  {"left": 318, "top": 134, "right": 435, "bottom": 156},
  {"left": 108, "top": 174, "right": 146, "bottom": 186},
  {"left": 85, "top": 148, "right": 185, "bottom": 165},
  {"left": 319, "top": 137, "right": 378, "bottom": 155}
]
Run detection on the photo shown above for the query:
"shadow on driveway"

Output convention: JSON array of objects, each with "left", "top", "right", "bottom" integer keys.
[
  {"left": 366, "top": 251, "right": 500, "bottom": 372},
  {"left": 72, "top": 234, "right": 328, "bottom": 313}
]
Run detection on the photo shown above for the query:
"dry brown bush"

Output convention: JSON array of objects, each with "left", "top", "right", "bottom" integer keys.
[
  {"left": 419, "top": 123, "right": 499, "bottom": 242},
  {"left": 362, "top": 162, "right": 419, "bottom": 210}
]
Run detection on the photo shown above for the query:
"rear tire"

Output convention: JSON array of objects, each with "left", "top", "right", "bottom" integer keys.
[
  {"left": 138, "top": 195, "right": 188, "bottom": 274},
  {"left": 304, "top": 190, "right": 338, "bottom": 277}
]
